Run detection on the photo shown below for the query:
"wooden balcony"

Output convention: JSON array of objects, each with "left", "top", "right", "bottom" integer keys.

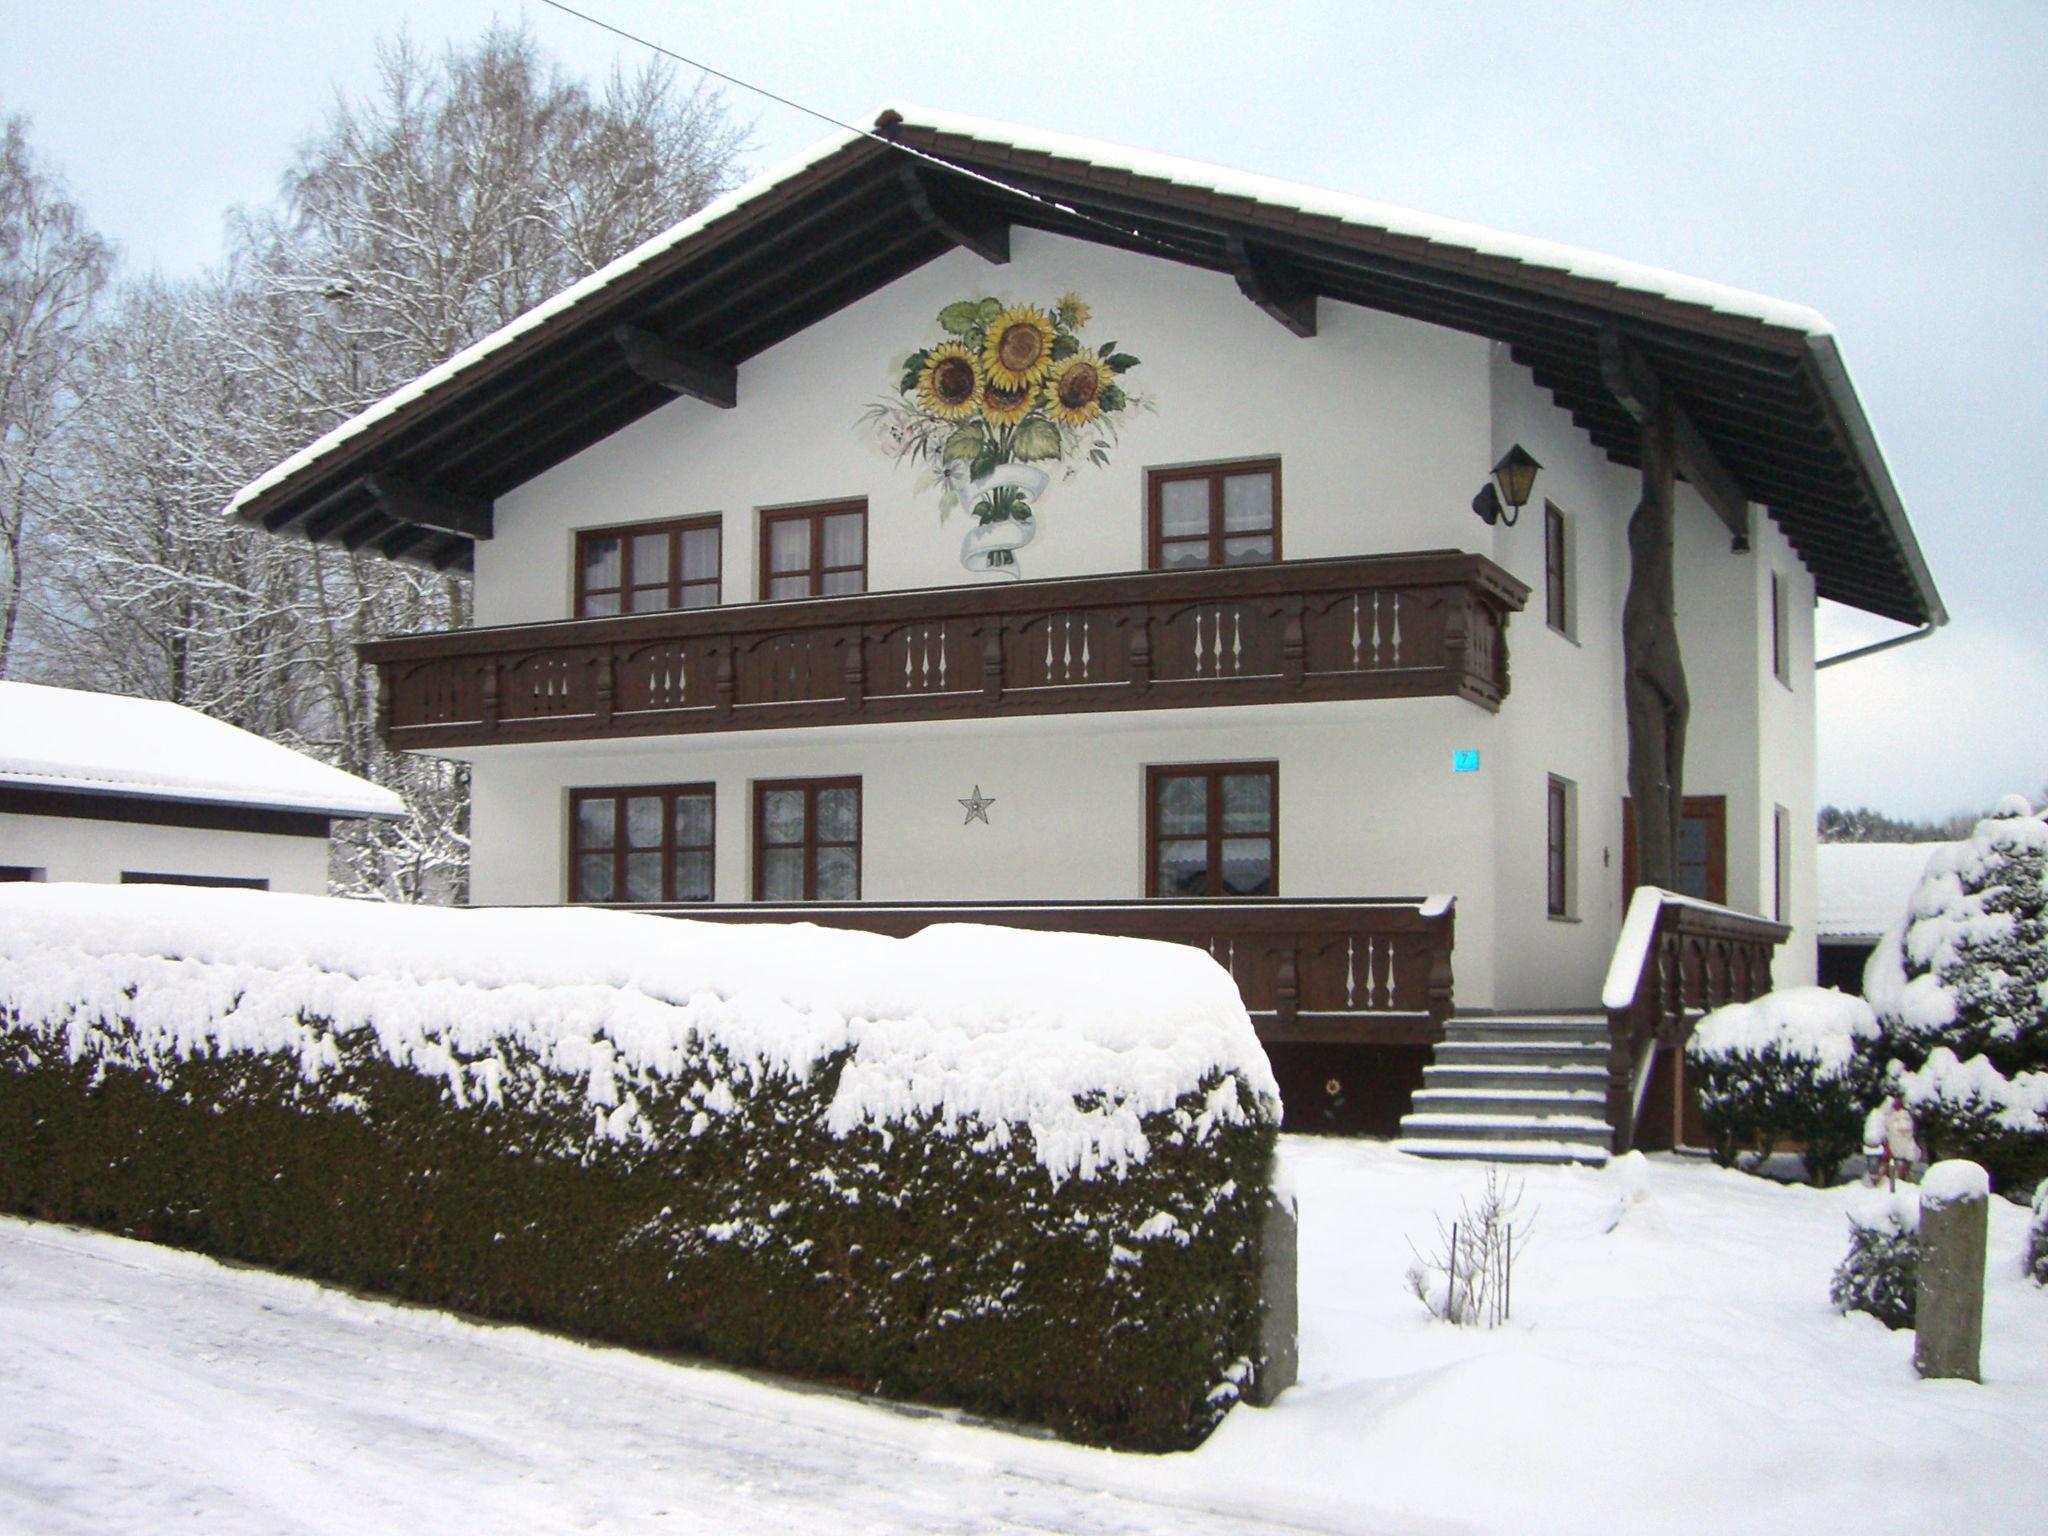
[
  {"left": 363, "top": 551, "right": 1528, "bottom": 750},
  {"left": 634, "top": 895, "right": 1457, "bottom": 1046}
]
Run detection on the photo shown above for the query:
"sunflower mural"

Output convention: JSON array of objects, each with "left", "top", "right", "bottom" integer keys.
[{"left": 862, "top": 291, "right": 1144, "bottom": 576}]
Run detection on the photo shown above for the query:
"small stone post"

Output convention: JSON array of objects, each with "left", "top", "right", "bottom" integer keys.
[
  {"left": 1914, "top": 1159, "right": 1989, "bottom": 1383},
  {"left": 1248, "top": 1187, "right": 1298, "bottom": 1405}
]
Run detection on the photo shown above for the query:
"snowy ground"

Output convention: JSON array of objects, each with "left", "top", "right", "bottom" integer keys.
[{"left": 4, "top": 1141, "right": 2044, "bottom": 1536}]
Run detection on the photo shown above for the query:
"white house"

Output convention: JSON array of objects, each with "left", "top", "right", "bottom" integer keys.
[
  {"left": 0, "top": 681, "right": 403, "bottom": 893},
  {"left": 227, "top": 107, "right": 1943, "bottom": 1143}
]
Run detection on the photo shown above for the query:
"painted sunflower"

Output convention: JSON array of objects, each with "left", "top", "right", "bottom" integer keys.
[
  {"left": 1042, "top": 354, "right": 1112, "bottom": 427},
  {"left": 981, "top": 305, "right": 1058, "bottom": 390},
  {"left": 1056, "top": 291, "right": 1091, "bottom": 329},
  {"left": 979, "top": 378, "right": 1036, "bottom": 428},
  {"left": 916, "top": 342, "right": 984, "bottom": 420}
]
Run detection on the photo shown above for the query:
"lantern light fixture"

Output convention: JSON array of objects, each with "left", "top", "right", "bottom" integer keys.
[{"left": 1470, "top": 444, "right": 1542, "bottom": 527}]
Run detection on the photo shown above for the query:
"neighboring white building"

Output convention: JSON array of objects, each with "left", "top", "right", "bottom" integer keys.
[
  {"left": 0, "top": 682, "right": 404, "bottom": 893},
  {"left": 228, "top": 107, "right": 1943, "bottom": 1135},
  {"left": 1814, "top": 841, "right": 1939, "bottom": 994}
]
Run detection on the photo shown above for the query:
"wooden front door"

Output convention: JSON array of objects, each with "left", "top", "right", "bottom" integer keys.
[{"left": 1621, "top": 794, "right": 1726, "bottom": 904}]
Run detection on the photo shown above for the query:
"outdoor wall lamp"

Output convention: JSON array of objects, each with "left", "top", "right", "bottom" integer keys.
[{"left": 1470, "top": 444, "right": 1542, "bottom": 527}]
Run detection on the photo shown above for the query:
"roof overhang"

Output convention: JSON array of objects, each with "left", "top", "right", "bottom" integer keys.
[{"left": 227, "top": 107, "right": 1943, "bottom": 627}]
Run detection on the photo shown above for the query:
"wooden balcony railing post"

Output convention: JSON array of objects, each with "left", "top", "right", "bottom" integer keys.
[
  {"left": 981, "top": 623, "right": 1004, "bottom": 703},
  {"left": 594, "top": 651, "right": 615, "bottom": 730},
  {"left": 1127, "top": 610, "right": 1153, "bottom": 695},
  {"left": 843, "top": 631, "right": 865, "bottom": 710},
  {"left": 714, "top": 641, "right": 734, "bottom": 718},
  {"left": 1281, "top": 597, "right": 1306, "bottom": 689},
  {"left": 480, "top": 662, "right": 500, "bottom": 732}
]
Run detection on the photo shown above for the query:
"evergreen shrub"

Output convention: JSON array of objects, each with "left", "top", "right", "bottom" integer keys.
[
  {"left": 1829, "top": 1195, "right": 1919, "bottom": 1329},
  {"left": 1866, "top": 796, "right": 2048, "bottom": 1192},
  {"left": 2027, "top": 1184, "right": 2048, "bottom": 1287},
  {"left": 1687, "top": 988, "right": 1883, "bottom": 1185},
  {"left": 0, "top": 889, "right": 1282, "bottom": 1451}
]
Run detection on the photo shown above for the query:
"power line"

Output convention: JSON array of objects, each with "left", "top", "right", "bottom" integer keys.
[{"left": 533, "top": 0, "right": 1200, "bottom": 263}]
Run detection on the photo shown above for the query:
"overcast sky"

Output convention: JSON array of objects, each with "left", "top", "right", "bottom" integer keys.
[{"left": 3, "top": 0, "right": 2042, "bottom": 818}]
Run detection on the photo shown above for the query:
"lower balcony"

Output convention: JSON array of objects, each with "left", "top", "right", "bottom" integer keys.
[
  {"left": 364, "top": 552, "right": 1527, "bottom": 751},
  {"left": 632, "top": 895, "right": 1456, "bottom": 1048}
]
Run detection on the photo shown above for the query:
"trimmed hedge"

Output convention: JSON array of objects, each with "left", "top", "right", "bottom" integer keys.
[
  {"left": 0, "top": 902, "right": 1281, "bottom": 1452},
  {"left": 1687, "top": 988, "right": 1884, "bottom": 1185}
]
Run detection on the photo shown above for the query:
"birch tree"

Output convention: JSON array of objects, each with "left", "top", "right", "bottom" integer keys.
[{"left": 0, "top": 114, "right": 110, "bottom": 675}]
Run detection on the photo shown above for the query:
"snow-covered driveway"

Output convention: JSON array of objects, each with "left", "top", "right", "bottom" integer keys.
[{"left": 5, "top": 1140, "right": 2046, "bottom": 1535}]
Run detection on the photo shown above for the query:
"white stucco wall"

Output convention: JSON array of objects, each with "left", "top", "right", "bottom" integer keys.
[
  {"left": 474, "top": 229, "right": 1489, "bottom": 625},
  {"left": 449, "top": 225, "right": 1817, "bottom": 1013},
  {"left": 0, "top": 812, "right": 330, "bottom": 893}
]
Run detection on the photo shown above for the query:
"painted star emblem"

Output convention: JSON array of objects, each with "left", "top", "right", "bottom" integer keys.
[{"left": 958, "top": 785, "right": 995, "bottom": 825}]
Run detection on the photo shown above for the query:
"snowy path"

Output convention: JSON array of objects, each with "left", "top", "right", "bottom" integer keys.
[
  {"left": 5, "top": 1141, "right": 2047, "bottom": 1535},
  {"left": 0, "top": 1217, "right": 1342, "bottom": 1536}
]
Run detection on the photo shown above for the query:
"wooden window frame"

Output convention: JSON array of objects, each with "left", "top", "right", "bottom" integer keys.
[
  {"left": 1546, "top": 774, "right": 1575, "bottom": 919},
  {"left": 1621, "top": 794, "right": 1728, "bottom": 906},
  {"left": 1773, "top": 803, "right": 1792, "bottom": 923},
  {"left": 1544, "top": 501, "right": 1571, "bottom": 637},
  {"left": 758, "top": 500, "right": 868, "bottom": 602},
  {"left": 1145, "top": 761, "right": 1279, "bottom": 898},
  {"left": 752, "top": 776, "right": 862, "bottom": 901},
  {"left": 1770, "top": 570, "right": 1791, "bottom": 686},
  {"left": 1146, "top": 458, "right": 1282, "bottom": 571},
  {"left": 569, "top": 782, "right": 717, "bottom": 904},
  {"left": 574, "top": 515, "right": 722, "bottom": 618}
]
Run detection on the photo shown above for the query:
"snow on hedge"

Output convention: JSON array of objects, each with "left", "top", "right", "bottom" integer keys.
[
  {"left": 0, "top": 883, "right": 1277, "bottom": 1184},
  {"left": 1690, "top": 986, "right": 1878, "bottom": 1073}
]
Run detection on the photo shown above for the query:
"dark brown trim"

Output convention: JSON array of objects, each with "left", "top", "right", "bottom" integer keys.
[
  {"left": 752, "top": 776, "right": 861, "bottom": 900},
  {"left": 0, "top": 785, "right": 333, "bottom": 839},
  {"left": 1146, "top": 761, "right": 1278, "bottom": 897},
  {"left": 758, "top": 499, "right": 867, "bottom": 602},
  {"left": 567, "top": 782, "right": 716, "bottom": 904},
  {"left": 575, "top": 514, "right": 722, "bottom": 617},
  {"left": 1621, "top": 793, "right": 1727, "bottom": 905},
  {"left": 1146, "top": 457, "right": 1281, "bottom": 571},
  {"left": 120, "top": 872, "right": 271, "bottom": 891}
]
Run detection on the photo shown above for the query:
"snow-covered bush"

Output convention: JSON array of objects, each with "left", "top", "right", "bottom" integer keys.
[
  {"left": 1404, "top": 1168, "right": 1531, "bottom": 1328},
  {"left": 2027, "top": 1183, "right": 2048, "bottom": 1286},
  {"left": 1687, "top": 988, "right": 1883, "bottom": 1184},
  {"left": 1866, "top": 796, "right": 2048, "bottom": 1190},
  {"left": 1830, "top": 1190, "right": 1919, "bottom": 1329},
  {"left": 0, "top": 885, "right": 1283, "bottom": 1451}
]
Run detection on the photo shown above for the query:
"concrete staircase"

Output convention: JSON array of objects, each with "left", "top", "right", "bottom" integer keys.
[{"left": 1395, "top": 1014, "right": 1614, "bottom": 1166}]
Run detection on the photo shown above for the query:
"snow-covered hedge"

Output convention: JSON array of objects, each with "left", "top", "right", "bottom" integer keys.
[
  {"left": 1866, "top": 796, "right": 2048, "bottom": 1190},
  {"left": 1687, "top": 988, "right": 1883, "bottom": 1184},
  {"left": 0, "top": 885, "right": 1283, "bottom": 1451},
  {"left": 2028, "top": 1184, "right": 2048, "bottom": 1286}
]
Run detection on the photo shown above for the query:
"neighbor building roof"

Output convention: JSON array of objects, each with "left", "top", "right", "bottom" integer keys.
[
  {"left": 226, "top": 103, "right": 1943, "bottom": 628},
  {"left": 1815, "top": 842, "right": 1938, "bottom": 943},
  {"left": 0, "top": 681, "right": 405, "bottom": 821}
]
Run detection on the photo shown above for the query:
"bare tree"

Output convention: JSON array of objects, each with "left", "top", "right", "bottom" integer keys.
[
  {"left": 0, "top": 114, "right": 111, "bottom": 675},
  {"left": 25, "top": 26, "right": 745, "bottom": 900}
]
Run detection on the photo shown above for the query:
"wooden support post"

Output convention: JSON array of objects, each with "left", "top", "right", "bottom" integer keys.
[
  {"left": 612, "top": 325, "right": 738, "bottom": 409},
  {"left": 898, "top": 164, "right": 1010, "bottom": 265},
  {"left": 1623, "top": 402, "right": 1689, "bottom": 894}
]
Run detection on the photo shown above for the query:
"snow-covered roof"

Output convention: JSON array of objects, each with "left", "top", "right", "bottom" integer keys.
[
  {"left": 885, "top": 104, "right": 1836, "bottom": 336},
  {"left": 0, "top": 682, "right": 405, "bottom": 821},
  {"left": 224, "top": 105, "right": 1832, "bottom": 524},
  {"left": 1815, "top": 842, "right": 1938, "bottom": 943}
]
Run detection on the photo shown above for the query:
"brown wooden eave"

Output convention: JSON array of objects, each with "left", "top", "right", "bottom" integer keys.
[{"left": 235, "top": 123, "right": 1939, "bottom": 627}]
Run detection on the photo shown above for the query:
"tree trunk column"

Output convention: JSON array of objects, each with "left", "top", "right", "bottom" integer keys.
[{"left": 1623, "top": 403, "right": 1689, "bottom": 895}]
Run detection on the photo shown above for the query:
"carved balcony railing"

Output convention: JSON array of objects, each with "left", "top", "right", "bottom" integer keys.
[
  {"left": 627, "top": 896, "right": 1457, "bottom": 1046},
  {"left": 1601, "top": 888, "right": 1790, "bottom": 1152},
  {"left": 362, "top": 552, "right": 1527, "bottom": 750}
]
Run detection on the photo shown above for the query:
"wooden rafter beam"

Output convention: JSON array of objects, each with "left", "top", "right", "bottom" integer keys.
[
  {"left": 612, "top": 324, "right": 738, "bottom": 408},
  {"left": 1599, "top": 329, "right": 1750, "bottom": 544},
  {"left": 897, "top": 163, "right": 1009, "bottom": 264},
  {"left": 358, "top": 473, "right": 495, "bottom": 541},
  {"left": 1227, "top": 235, "right": 1317, "bottom": 337}
]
